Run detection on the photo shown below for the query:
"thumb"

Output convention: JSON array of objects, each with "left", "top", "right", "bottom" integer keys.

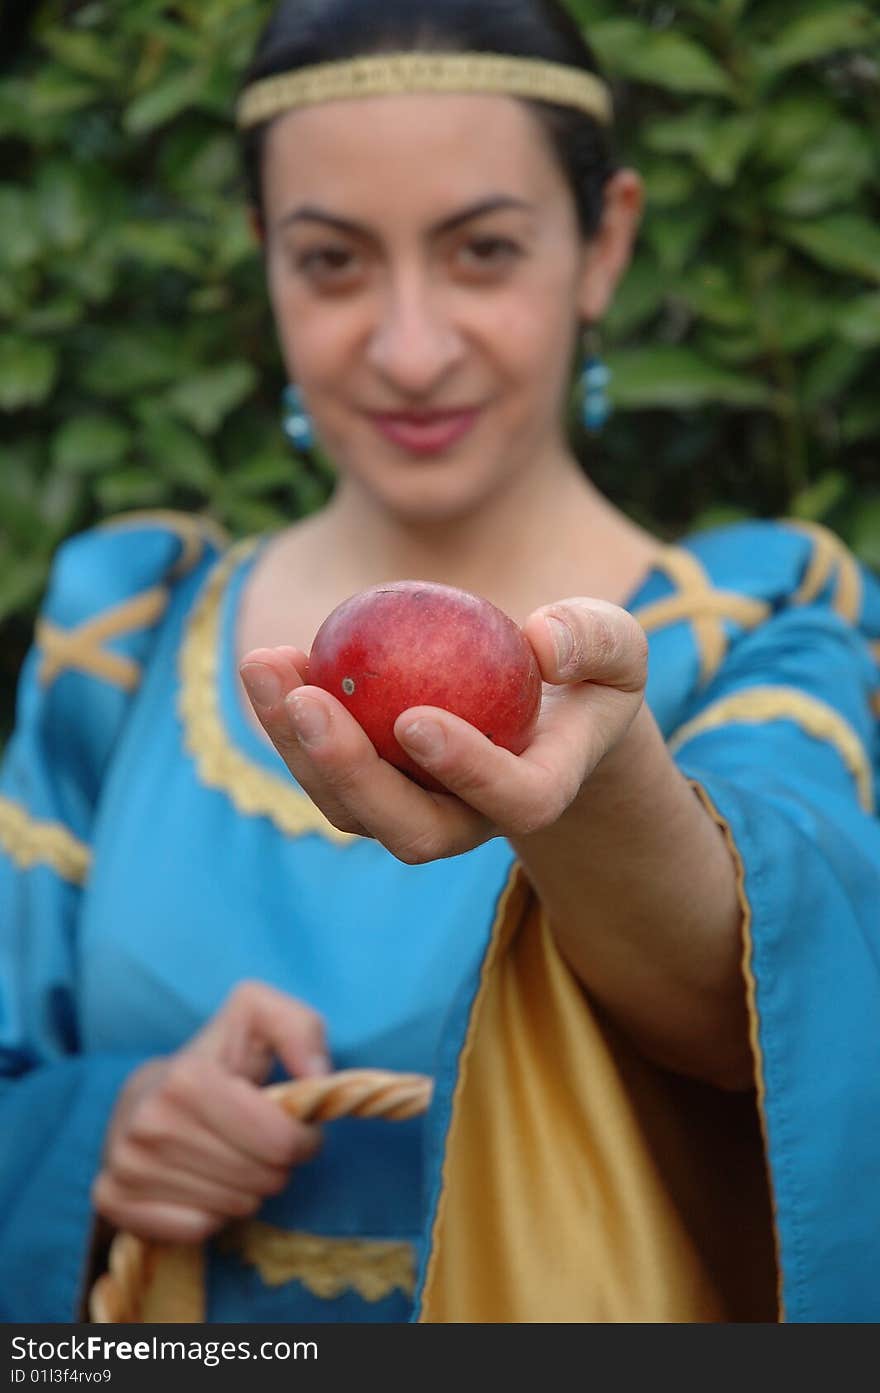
[{"left": 523, "top": 598, "right": 648, "bottom": 693}]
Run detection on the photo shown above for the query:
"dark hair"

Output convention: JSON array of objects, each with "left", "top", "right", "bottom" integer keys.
[{"left": 239, "top": 0, "right": 617, "bottom": 239}]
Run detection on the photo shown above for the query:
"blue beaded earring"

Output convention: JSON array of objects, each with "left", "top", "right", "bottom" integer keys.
[
  {"left": 281, "top": 383, "right": 315, "bottom": 451},
  {"left": 579, "top": 327, "right": 612, "bottom": 434}
]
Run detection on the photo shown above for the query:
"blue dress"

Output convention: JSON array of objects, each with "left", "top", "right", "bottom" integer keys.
[{"left": 1, "top": 510, "right": 878, "bottom": 1322}]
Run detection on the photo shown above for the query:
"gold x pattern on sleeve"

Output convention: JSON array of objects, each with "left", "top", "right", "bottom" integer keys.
[
  {"left": 36, "top": 511, "right": 229, "bottom": 693},
  {"left": 630, "top": 519, "right": 878, "bottom": 814}
]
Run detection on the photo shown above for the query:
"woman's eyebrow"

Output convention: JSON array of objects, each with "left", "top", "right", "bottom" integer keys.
[{"left": 276, "top": 195, "right": 536, "bottom": 238}]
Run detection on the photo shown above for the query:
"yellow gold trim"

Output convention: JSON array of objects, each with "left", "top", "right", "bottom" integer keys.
[
  {"left": 686, "top": 778, "right": 784, "bottom": 1322},
  {"left": 36, "top": 587, "right": 169, "bottom": 692},
  {"left": 220, "top": 1222, "right": 416, "bottom": 1302},
  {"left": 418, "top": 861, "right": 528, "bottom": 1319},
  {"left": 237, "top": 53, "right": 613, "bottom": 129},
  {"left": 669, "top": 685, "right": 874, "bottom": 814},
  {"left": 633, "top": 546, "right": 770, "bottom": 686},
  {"left": 0, "top": 794, "right": 91, "bottom": 885},
  {"left": 97, "top": 510, "right": 230, "bottom": 580},
  {"left": 178, "top": 541, "right": 357, "bottom": 845},
  {"left": 784, "top": 519, "right": 862, "bottom": 623}
]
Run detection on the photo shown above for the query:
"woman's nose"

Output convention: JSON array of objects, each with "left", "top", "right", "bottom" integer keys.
[{"left": 366, "top": 276, "right": 464, "bottom": 397}]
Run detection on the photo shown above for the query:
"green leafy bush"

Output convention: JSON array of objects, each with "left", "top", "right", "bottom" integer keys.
[{"left": 1, "top": 0, "right": 878, "bottom": 737}]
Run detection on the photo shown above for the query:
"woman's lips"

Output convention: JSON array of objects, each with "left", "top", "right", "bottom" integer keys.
[{"left": 369, "top": 408, "right": 480, "bottom": 455}]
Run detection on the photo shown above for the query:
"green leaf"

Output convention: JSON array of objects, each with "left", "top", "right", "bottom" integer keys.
[
  {"left": 777, "top": 215, "right": 880, "bottom": 284},
  {"left": 756, "top": 284, "right": 834, "bottom": 354},
  {"left": 160, "top": 129, "right": 239, "bottom": 195},
  {"left": 643, "top": 205, "right": 714, "bottom": 274},
  {"left": 836, "top": 293, "right": 880, "bottom": 348},
  {"left": 217, "top": 498, "right": 285, "bottom": 536},
  {"left": 800, "top": 341, "right": 863, "bottom": 409},
  {"left": 675, "top": 265, "right": 753, "bottom": 330},
  {"left": 641, "top": 159, "right": 700, "bottom": 208},
  {"left": 607, "top": 346, "right": 772, "bottom": 409},
  {"left": 850, "top": 498, "right": 880, "bottom": 571},
  {"left": 691, "top": 503, "right": 753, "bottom": 531},
  {"left": 28, "top": 67, "right": 97, "bottom": 117},
  {"left": 0, "top": 553, "right": 52, "bottom": 626},
  {"left": 224, "top": 453, "right": 298, "bottom": 497},
  {"left": 124, "top": 67, "right": 205, "bottom": 136},
  {"left": 645, "top": 106, "right": 717, "bottom": 160},
  {"left": 590, "top": 21, "right": 735, "bottom": 96},
  {"left": 759, "top": 5, "right": 877, "bottom": 76},
  {"left": 699, "top": 114, "right": 760, "bottom": 186},
  {"left": 52, "top": 414, "right": 132, "bottom": 474},
  {"left": 605, "top": 256, "right": 666, "bottom": 339},
  {"left": 0, "top": 188, "right": 41, "bottom": 268},
  {"left": 0, "top": 337, "right": 58, "bottom": 410},
  {"left": 54, "top": 242, "right": 118, "bottom": 304},
  {"left": 94, "top": 468, "right": 169, "bottom": 512},
  {"left": 697, "top": 325, "right": 764, "bottom": 365},
  {"left": 142, "top": 418, "right": 218, "bottom": 491},
  {"left": 764, "top": 123, "right": 875, "bottom": 218},
  {"left": 115, "top": 220, "right": 204, "bottom": 275},
  {"left": 841, "top": 396, "right": 880, "bottom": 445},
  {"left": 79, "top": 328, "right": 190, "bottom": 396},
  {"left": 165, "top": 361, "right": 257, "bottom": 434},
  {"left": 22, "top": 295, "right": 84, "bottom": 336},
  {"left": 756, "top": 91, "right": 850, "bottom": 169},
  {"left": 39, "top": 29, "right": 124, "bottom": 82},
  {"left": 791, "top": 471, "right": 850, "bottom": 522},
  {"left": 34, "top": 160, "right": 95, "bottom": 250}
]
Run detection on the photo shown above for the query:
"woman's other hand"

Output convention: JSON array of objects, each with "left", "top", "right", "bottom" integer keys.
[
  {"left": 239, "top": 598, "right": 647, "bottom": 861},
  {"left": 93, "top": 981, "right": 330, "bottom": 1243}
]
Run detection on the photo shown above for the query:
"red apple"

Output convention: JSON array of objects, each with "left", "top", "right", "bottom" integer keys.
[{"left": 306, "top": 580, "right": 542, "bottom": 791}]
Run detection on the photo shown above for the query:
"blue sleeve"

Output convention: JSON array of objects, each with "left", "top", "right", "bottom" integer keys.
[
  {"left": 0, "top": 511, "right": 225, "bottom": 1320},
  {"left": 668, "top": 574, "right": 880, "bottom": 1322}
]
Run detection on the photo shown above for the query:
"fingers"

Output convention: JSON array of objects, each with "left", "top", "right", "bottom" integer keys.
[
  {"left": 393, "top": 674, "right": 644, "bottom": 838},
  {"left": 96, "top": 1052, "right": 323, "bottom": 1240},
  {"left": 240, "top": 649, "right": 372, "bottom": 836},
  {"left": 522, "top": 599, "right": 648, "bottom": 692},
  {"left": 243, "top": 652, "right": 493, "bottom": 860},
  {"left": 190, "top": 980, "right": 331, "bottom": 1083},
  {"left": 89, "top": 1187, "right": 227, "bottom": 1244},
  {"left": 238, "top": 603, "right": 647, "bottom": 859},
  {"left": 97, "top": 981, "right": 334, "bottom": 1243}
]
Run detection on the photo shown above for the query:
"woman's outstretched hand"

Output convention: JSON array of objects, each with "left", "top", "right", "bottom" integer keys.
[
  {"left": 240, "top": 598, "right": 648, "bottom": 862},
  {"left": 93, "top": 982, "right": 330, "bottom": 1243}
]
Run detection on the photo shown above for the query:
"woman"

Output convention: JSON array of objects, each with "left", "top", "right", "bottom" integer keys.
[{"left": 1, "top": 0, "right": 879, "bottom": 1323}]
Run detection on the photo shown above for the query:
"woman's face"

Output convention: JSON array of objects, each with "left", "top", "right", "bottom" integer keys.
[{"left": 261, "top": 92, "right": 639, "bottom": 525}]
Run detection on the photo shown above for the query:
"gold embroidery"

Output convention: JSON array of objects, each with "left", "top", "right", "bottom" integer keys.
[
  {"left": 785, "top": 519, "right": 862, "bottom": 623},
  {"left": 220, "top": 1222, "right": 417, "bottom": 1302},
  {"left": 633, "top": 547, "right": 770, "bottom": 685},
  {"left": 686, "top": 779, "right": 785, "bottom": 1322},
  {"left": 237, "top": 53, "right": 613, "bottom": 130},
  {"left": 178, "top": 541, "right": 356, "bottom": 845},
  {"left": 37, "top": 587, "right": 169, "bottom": 692},
  {"left": 0, "top": 794, "right": 91, "bottom": 885},
  {"left": 669, "top": 685, "right": 874, "bottom": 814},
  {"left": 97, "top": 509, "right": 230, "bottom": 580}
]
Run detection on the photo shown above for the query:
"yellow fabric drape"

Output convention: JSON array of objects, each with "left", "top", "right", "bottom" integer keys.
[{"left": 419, "top": 869, "right": 777, "bottom": 1323}]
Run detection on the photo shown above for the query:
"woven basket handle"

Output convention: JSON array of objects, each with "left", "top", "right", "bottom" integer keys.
[{"left": 88, "top": 1067, "right": 433, "bottom": 1323}]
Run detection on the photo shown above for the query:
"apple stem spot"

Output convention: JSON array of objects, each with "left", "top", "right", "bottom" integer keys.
[{"left": 342, "top": 677, "right": 356, "bottom": 695}]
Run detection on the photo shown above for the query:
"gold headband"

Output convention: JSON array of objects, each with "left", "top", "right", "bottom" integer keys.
[{"left": 236, "top": 52, "right": 612, "bottom": 130}]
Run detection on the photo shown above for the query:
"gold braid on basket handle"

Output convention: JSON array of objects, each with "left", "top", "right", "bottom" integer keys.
[{"left": 88, "top": 1068, "right": 434, "bottom": 1324}]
